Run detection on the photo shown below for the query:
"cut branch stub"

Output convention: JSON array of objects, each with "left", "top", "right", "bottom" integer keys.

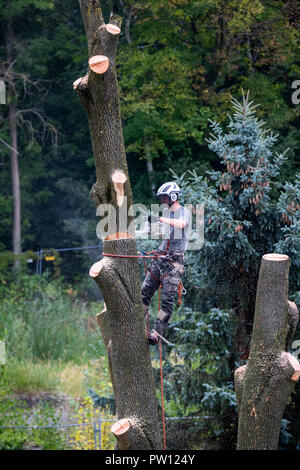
[
  {"left": 106, "top": 24, "right": 121, "bottom": 35},
  {"left": 287, "top": 353, "right": 300, "bottom": 382},
  {"left": 89, "top": 55, "right": 109, "bottom": 74},
  {"left": 112, "top": 169, "right": 127, "bottom": 207},
  {"left": 73, "top": 78, "right": 82, "bottom": 90},
  {"left": 111, "top": 418, "right": 131, "bottom": 436},
  {"left": 89, "top": 260, "right": 102, "bottom": 278},
  {"left": 111, "top": 418, "right": 136, "bottom": 450},
  {"left": 111, "top": 418, "right": 131, "bottom": 450},
  {"left": 111, "top": 418, "right": 151, "bottom": 450}
]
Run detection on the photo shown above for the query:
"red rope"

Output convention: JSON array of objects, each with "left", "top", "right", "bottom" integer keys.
[
  {"left": 158, "top": 280, "right": 162, "bottom": 308},
  {"left": 101, "top": 252, "right": 163, "bottom": 259},
  {"left": 159, "top": 338, "right": 166, "bottom": 450},
  {"left": 177, "top": 281, "right": 183, "bottom": 306},
  {"left": 157, "top": 281, "right": 166, "bottom": 450}
]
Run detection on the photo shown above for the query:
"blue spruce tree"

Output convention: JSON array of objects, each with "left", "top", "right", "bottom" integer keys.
[{"left": 161, "top": 89, "right": 300, "bottom": 449}]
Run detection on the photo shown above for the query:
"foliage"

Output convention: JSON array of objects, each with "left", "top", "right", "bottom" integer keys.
[
  {"left": 1, "top": 359, "right": 59, "bottom": 394},
  {"left": 279, "top": 418, "right": 300, "bottom": 450},
  {"left": 173, "top": 91, "right": 299, "bottom": 344},
  {"left": 113, "top": 0, "right": 300, "bottom": 204},
  {"left": 2, "top": 0, "right": 299, "bottom": 251},
  {"left": 70, "top": 396, "right": 115, "bottom": 450},
  {"left": 151, "top": 307, "right": 238, "bottom": 449},
  {"left": 0, "top": 378, "right": 69, "bottom": 450},
  {"left": 0, "top": 273, "right": 105, "bottom": 363},
  {"left": 155, "top": 91, "right": 300, "bottom": 448},
  {"left": 0, "top": 0, "right": 299, "bottom": 450},
  {"left": 87, "top": 387, "right": 116, "bottom": 416}
]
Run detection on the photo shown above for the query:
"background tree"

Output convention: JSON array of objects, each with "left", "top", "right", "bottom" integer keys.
[
  {"left": 159, "top": 90, "right": 300, "bottom": 449},
  {"left": 115, "top": 0, "right": 299, "bottom": 204},
  {"left": 1, "top": 0, "right": 298, "bottom": 261},
  {"left": 0, "top": 0, "right": 299, "bottom": 449},
  {"left": 0, "top": 0, "right": 57, "bottom": 259},
  {"left": 181, "top": 90, "right": 299, "bottom": 353}
]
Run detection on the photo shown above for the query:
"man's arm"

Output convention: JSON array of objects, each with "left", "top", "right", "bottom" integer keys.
[{"left": 159, "top": 216, "right": 187, "bottom": 229}]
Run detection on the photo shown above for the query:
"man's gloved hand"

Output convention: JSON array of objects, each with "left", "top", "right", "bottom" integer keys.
[{"left": 148, "top": 214, "right": 160, "bottom": 224}]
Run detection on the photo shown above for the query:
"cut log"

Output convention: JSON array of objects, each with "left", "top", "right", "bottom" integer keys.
[
  {"left": 111, "top": 418, "right": 150, "bottom": 450},
  {"left": 234, "top": 253, "right": 299, "bottom": 450}
]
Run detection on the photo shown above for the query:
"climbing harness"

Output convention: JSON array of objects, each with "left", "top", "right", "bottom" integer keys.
[{"left": 101, "top": 248, "right": 186, "bottom": 316}]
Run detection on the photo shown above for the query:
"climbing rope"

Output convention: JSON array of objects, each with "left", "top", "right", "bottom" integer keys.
[
  {"left": 155, "top": 280, "right": 167, "bottom": 450},
  {"left": 159, "top": 337, "right": 166, "bottom": 450}
]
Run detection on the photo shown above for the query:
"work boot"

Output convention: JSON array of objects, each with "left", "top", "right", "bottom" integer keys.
[{"left": 148, "top": 329, "right": 159, "bottom": 345}]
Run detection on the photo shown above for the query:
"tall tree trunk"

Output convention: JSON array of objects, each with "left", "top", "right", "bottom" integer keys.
[
  {"left": 9, "top": 102, "right": 21, "bottom": 258},
  {"left": 234, "top": 253, "right": 300, "bottom": 450},
  {"left": 74, "top": 0, "right": 162, "bottom": 450},
  {"left": 4, "top": 22, "right": 21, "bottom": 259},
  {"left": 146, "top": 159, "right": 156, "bottom": 196}
]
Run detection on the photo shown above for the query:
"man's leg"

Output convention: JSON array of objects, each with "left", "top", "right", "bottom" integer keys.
[
  {"left": 142, "top": 260, "right": 161, "bottom": 310},
  {"left": 153, "top": 265, "right": 182, "bottom": 338}
]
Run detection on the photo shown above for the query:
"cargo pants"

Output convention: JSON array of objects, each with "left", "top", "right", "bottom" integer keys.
[{"left": 142, "top": 255, "right": 184, "bottom": 337}]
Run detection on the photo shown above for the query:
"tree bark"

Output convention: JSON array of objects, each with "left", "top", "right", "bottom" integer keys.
[
  {"left": 75, "top": 0, "right": 162, "bottom": 450},
  {"left": 9, "top": 102, "right": 21, "bottom": 258},
  {"left": 4, "top": 22, "right": 22, "bottom": 259},
  {"left": 234, "top": 253, "right": 300, "bottom": 450},
  {"left": 146, "top": 159, "right": 156, "bottom": 196}
]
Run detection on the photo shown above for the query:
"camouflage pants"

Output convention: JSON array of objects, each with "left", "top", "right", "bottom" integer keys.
[{"left": 142, "top": 256, "right": 184, "bottom": 337}]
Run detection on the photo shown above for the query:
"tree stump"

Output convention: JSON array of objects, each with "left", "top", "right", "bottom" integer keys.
[{"left": 234, "top": 253, "right": 299, "bottom": 450}]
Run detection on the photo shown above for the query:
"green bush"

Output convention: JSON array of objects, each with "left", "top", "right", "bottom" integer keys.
[
  {"left": 1, "top": 359, "right": 59, "bottom": 394},
  {"left": 0, "top": 381, "right": 70, "bottom": 450},
  {"left": 0, "top": 273, "right": 105, "bottom": 364}
]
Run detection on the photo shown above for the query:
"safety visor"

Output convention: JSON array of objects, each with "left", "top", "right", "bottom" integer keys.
[{"left": 157, "top": 194, "right": 170, "bottom": 205}]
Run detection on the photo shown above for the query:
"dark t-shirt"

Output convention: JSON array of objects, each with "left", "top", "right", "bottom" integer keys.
[{"left": 158, "top": 205, "right": 192, "bottom": 253}]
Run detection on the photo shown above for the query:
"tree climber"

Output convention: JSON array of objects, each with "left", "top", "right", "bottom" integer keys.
[{"left": 142, "top": 182, "right": 192, "bottom": 345}]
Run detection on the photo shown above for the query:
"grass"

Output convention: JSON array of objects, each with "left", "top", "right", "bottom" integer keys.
[
  {"left": 0, "top": 356, "right": 113, "bottom": 450},
  {"left": 2, "top": 359, "right": 59, "bottom": 395},
  {"left": 0, "top": 274, "right": 106, "bottom": 364},
  {"left": 0, "top": 273, "right": 116, "bottom": 449},
  {"left": 1, "top": 357, "right": 110, "bottom": 399}
]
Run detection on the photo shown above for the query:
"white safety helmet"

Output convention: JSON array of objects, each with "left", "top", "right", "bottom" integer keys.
[{"left": 156, "top": 182, "right": 181, "bottom": 205}]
